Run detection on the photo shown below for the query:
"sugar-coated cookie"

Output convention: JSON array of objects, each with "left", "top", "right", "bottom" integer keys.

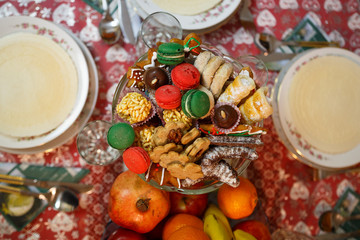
[
  {"left": 201, "top": 56, "right": 225, "bottom": 89},
  {"left": 210, "top": 62, "right": 234, "bottom": 98}
]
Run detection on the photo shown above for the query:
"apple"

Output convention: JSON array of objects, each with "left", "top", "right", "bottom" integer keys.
[
  {"left": 108, "top": 171, "right": 170, "bottom": 233},
  {"left": 169, "top": 192, "right": 208, "bottom": 217},
  {"left": 107, "top": 228, "right": 146, "bottom": 240},
  {"left": 233, "top": 220, "right": 271, "bottom": 240}
]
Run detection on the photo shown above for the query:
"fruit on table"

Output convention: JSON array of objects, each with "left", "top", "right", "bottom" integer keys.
[
  {"left": 233, "top": 220, "right": 272, "bottom": 240},
  {"left": 217, "top": 176, "right": 258, "bottom": 219},
  {"left": 203, "top": 203, "right": 234, "bottom": 240},
  {"left": 162, "top": 213, "right": 204, "bottom": 240},
  {"left": 169, "top": 191, "right": 208, "bottom": 217},
  {"left": 108, "top": 170, "right": 170, "bottom": 233},
  {"left": 233, "top": 229, "right": 256, "bottom": 240},
  {"left": 107, "top": 228, "right": 146, "bottom": 240},
  {"left": 167, "top": 226, "right": 210, "bottom": 240}
]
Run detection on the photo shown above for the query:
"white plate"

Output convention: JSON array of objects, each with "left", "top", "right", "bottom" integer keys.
[
  {"left": 0, "top": 26, "right": 98, "bottom": 155},
  {"left": 272, "top": 48, "right": 360, "bottom": 170},
  {"left": 131, "top": 0, "right": 241, "bottom": 33},
  {"left": 0, "top": 16, "right": 89, "bottom": 149}
]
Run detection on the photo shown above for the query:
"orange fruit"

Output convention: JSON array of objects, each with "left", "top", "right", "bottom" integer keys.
[
  {"left": 162, "top": 213, "right": 204, "bottom": 240},
  {"left": 217, "top": 176, "right": 258, "bottom": 219},
  {"left": 167, "top": 226, "right": 210, "bottom": 240}
]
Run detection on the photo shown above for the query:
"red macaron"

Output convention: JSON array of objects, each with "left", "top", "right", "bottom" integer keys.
[
  {"left": 155, "top": 85, "right": 182, "bottom": 109},
  {"left": 171, "top": 63, "right": 200, "bottom": 90},
  {"left": 122, "top": 147, "right": 151, "bottom": 174}
]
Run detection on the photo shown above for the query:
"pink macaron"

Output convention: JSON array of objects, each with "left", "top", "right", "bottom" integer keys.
[
  {"left": 122, "top": 147, "right": 151, "bottom": 174},
  {"left": 171, "top": 63, "right": 200, "bottom": 90},
  {"left": 155, "top": 85, "right": 182, "bottom": 109}
]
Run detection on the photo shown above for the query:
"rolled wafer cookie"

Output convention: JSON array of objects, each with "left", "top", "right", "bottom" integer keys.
[
  {"left": 201, "top": 56, "right": 225, "bottom": 89},
  {"left": 217, "top": 74, "right": 255, "bottom": 105},
  {"left": 181, "top": 160, "right": 240, "bottom": 187},
  {"left": 210, "top": 62, "right": 234, "bottom": 98},
  {"left": 201, "top": 146, "right": 258, "bottom": 166},
  {"left": 194, "top": 51, "right": 213, "bottom": 74},
  {"left": 239, "top": 87, "right": 273, "bottom": 124},
  {"left": 207, "top": 135, "right": 263, "bottom": 147}
]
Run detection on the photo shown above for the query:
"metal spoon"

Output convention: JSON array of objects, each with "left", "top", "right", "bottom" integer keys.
[
  {"left": 98, "top": 0, "right": 121, "bottom": 44},
  {"left": 255, "top": 33, "right": 339, "bottom": 53},
  {"left": 319, "top": 210, "right": 360, "bottom": 232},
  {"left": 0, "top": 184, "right": 79, "bottom": 212}
]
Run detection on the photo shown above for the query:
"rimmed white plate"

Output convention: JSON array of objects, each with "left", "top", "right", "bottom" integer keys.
[
  {"left": 131, "top": 0, "right": 241, "bottom": 33},
  {"left": 0, "top": 27, "right": 98, "bottom": 155},
  {"left": 272, "top": 48, "right": 360, "bottom": 170},
  {"left": 0, "top": 16, "right": 89, "bottom": 149}
]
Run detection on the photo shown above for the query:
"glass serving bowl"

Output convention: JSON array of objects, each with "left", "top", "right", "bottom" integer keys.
[{"left": 112, "top": 44, "right": 268, "bottom": 194}]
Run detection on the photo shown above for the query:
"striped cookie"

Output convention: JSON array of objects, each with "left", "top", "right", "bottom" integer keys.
[
  {"left": 201, "top": 56, "right": 225, "bottom": 89},
  {"left": 194, "top": 51, "right": 213, "bottom": 74},
  {"left": 210, "top": 62, "right": 234, "bottom": 98}
]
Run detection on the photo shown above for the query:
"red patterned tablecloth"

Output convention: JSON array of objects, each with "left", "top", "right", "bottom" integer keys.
[{"left": 0, "top": 0, "right": 360, "bottom": 239}]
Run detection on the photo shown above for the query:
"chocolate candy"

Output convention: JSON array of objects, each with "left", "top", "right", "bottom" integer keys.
[
  {"left": 144, "top": 67, "right": 169, "bottom": 90},
  {"left": 213, "top": 105, "right": 239, "bottom": 129}
]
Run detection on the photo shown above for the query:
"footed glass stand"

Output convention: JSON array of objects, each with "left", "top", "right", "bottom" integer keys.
[{"left": 111, "top": 44, "right": 268, "bottom": 194}]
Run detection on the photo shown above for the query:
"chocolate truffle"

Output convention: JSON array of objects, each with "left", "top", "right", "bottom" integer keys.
[
  {"left": 213, "top": 105, "right": 239, "bottom": 129},
  {"left": 144, "top": 67, "right": 169, "bottom": 90}
]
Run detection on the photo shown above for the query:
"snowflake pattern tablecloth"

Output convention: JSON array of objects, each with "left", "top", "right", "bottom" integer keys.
[{"left": 0, "top": 0, "right": 359, "bottom": 239}]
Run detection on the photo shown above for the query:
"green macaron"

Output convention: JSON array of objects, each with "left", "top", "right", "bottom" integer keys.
[
  {"left": 157, "top": 42, "right": 184, "bottom": 65},
  {"left": 107, "top": 122, "right": 135, "bottom": 150},
  {"left": 181, "top": 89, "right": 210, "bottom": 119}
]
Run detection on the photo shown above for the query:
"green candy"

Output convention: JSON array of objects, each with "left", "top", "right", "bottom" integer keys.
[
  {"left": 107, "top": 123, "right": 135, "bottom": 150},
  {"left": 157, "top": 42, "right": 184, "bottom": 65},
  {"left": 181, "top": 89, "right": 210, "bottom": 119}
]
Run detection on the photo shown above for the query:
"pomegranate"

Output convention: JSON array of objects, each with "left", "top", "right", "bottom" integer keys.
[{"left": 108, "top": 170, "right": 170, "bottom": 233}]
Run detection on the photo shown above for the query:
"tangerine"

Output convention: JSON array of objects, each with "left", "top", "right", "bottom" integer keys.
[
  {"left": 167, "top": 226, "right": 210, "bottom": 240},
  {"left": 217, "top": 176, "right": 258, "bottom": 219},
  {"left": 162, "top": 213, "right": 204, "bottom": 240}
]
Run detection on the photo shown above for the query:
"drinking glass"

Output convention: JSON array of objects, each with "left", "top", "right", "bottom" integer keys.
[
  {"left": 76, "top": 120, "right": 121, "bottom": 165},
  {"left": 135, "top": 12, "right": 183, "bottom": 57}
]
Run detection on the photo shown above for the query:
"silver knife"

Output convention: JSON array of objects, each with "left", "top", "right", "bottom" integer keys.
[
  {"left": 256, "top": 52, "right": 297, "bottom": 62},
  {"left": 0, "top": 174, "right": 93, "bottom": 194},
  {"left": 117, "top": 0, "right": 136, "bottom": 44},
  {"left": 256, "top": 52, "right": 297, "bottom": 71}
]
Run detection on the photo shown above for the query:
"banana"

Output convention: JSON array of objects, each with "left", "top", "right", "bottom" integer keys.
[
  {"left": 204, "top": 213, "right": 234, "bottom": 240},
  {"left": 233, "top": 229, "right": 257, "bottom": 240},
  {"left": 204, "top": 203, "right": 234, "bottom": 238}
]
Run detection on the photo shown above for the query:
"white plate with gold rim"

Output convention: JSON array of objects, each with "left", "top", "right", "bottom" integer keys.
[
  {"left": 131, "top": 0, "right": 241, "bottom": 33},
  {"left": 272, "top": 48, "right": 360, "bottom": 170},
  {"left": 0, "top": 26, "right": 98, "bottom": 155},
  {"left": 0, "top": 16, "right": 89, "bottom": 149},
  {"left": 0, "top": 27, "right": 98, "bottom": 155}
]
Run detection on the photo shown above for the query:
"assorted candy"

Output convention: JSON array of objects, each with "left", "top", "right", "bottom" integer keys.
[{"left": 107, "top": 33, "right": 273, "bottom": 189}]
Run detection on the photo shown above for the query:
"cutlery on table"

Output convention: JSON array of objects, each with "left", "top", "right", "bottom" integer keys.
[
  {"left": 319, "top": 210, "right": 360, "bottom": 232},
  {"left": 255, "top": 33, "right": 339, "bottom": 53},
  {"left": 239, "top": 0, "right": 256, "bottom": 36},
  {"left": 0, "top": 184, "right": 79, "bottom": 212},
  {"left": 98, "top": 0, "right": 122, "bottom": 44},
  {"left": 117, "top": 0, "right": 136, "bottom": 44},
  {"left": 0, "top": 174, "right": 93, "bottom": 194}
]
